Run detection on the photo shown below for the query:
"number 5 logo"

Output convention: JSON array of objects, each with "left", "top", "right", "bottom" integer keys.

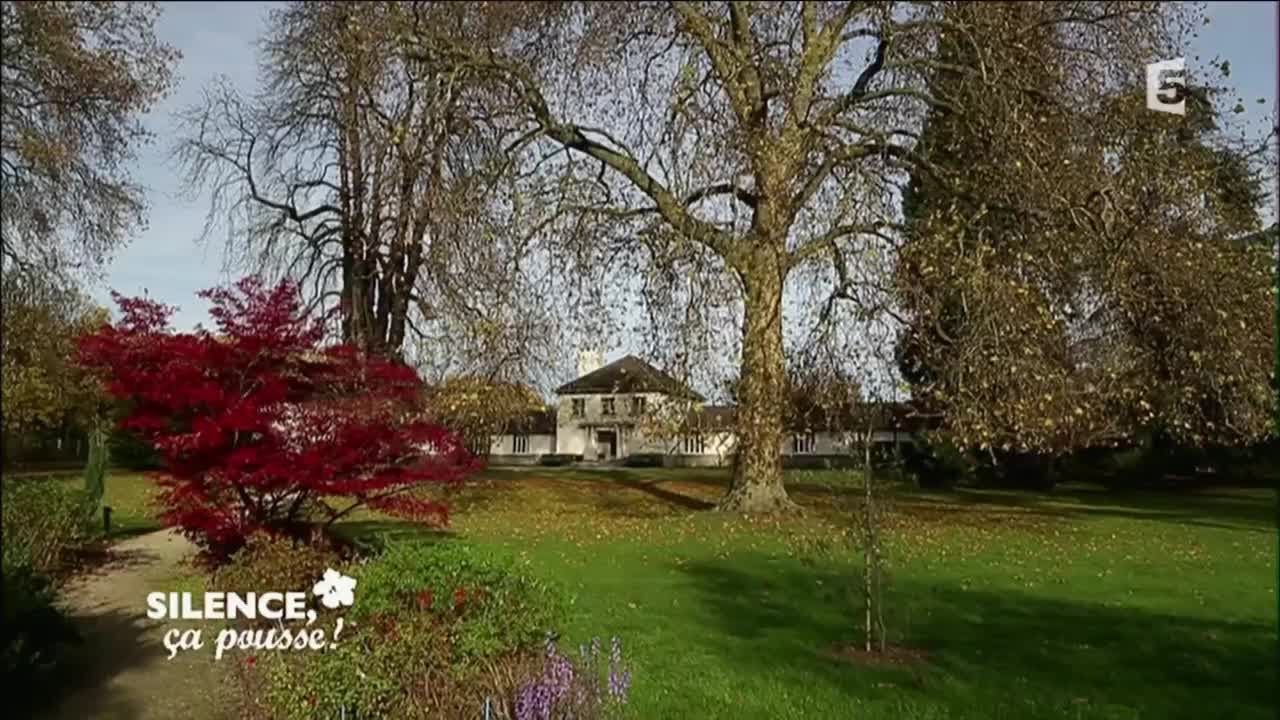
[{"left": 1146, "top": 57, "right": 1186, "bottom": 115}]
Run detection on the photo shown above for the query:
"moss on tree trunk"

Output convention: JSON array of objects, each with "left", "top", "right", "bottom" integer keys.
[{"left": 83, "top": 419, "right": 109, "bottom": 513}]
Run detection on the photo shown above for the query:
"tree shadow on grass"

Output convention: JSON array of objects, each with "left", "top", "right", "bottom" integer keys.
[
  {"left": 677, "top": 555, "right": 1277, "bottom": 720},
  {"left": 600, "top": 470, "right": 892, "bottom": 517},
  {"left": 476, "top": 470, "right": 719, "bottom": 517},
  {"left": 541, "top": 467, "right": 1275, "bottom": 533},
  {"left": 612, "top": 476, "right": 716, "bottom": 511},
  {"left": 526, "top": 468, "right": 870, "bottom": 514},
  {"left": 904, "top": 484, "right": 1277, "bottom": 534}
]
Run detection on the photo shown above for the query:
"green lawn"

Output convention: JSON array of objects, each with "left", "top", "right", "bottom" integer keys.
[
  {"left": 34, "top": 470, "right": 167, "bottom": 538},
  {"left": 102, "top": 468, "right": 1278, "bottom": 719}
]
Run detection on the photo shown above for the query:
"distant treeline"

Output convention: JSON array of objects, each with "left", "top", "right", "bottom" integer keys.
[
  {"left": 904, "top": 435, "right": 1279, "bottom": 491},
  {"left": 3, "top": 427, "right": 161, "bottom": 472}
]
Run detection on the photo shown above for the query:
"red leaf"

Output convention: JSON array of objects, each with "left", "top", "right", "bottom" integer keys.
[{"left": 75, "top": 275, "right": 478, "bottom": 561}]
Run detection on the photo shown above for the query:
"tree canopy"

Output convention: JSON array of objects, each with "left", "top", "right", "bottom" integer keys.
[
  {"left": 403, "top": 1, "right": 1200, "bottom": 510},
  {"left": 176, "top": 1, "right": 566, "bottom": 371},
  {"left": 1, "top": 272, "right": 109, "bottom": 436},
  {"left": 0, "top": 1, "right": 178, "bottom": 283},
  {"left": 895, "top": 5, "right": 1276, "bottom": 460}
]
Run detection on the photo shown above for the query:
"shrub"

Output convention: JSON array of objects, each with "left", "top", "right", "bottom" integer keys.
[
  {"left": 254, "top": 629, "right": 411, "bottom": 720},
  {"left": 110, "top": 425, "right": 163, "bottom": 470},
  {"left": 782, "top": 454, "right": 858, "bottom": 470},
  {"left": 2, "top": 477, "right": 91, "bottom": 577},
  {"left": 353, "top": 540, "right": 569, "bottom": 664},
  {"left": 539, "top": 454, "right": 582, "bottom": 467},
  {"left": 1, "top": 565, "right": 81, "bottom": 689},
  {"left": 1, "top": 477, "right": 89, "bottom": 693},
  {"left": 210, "top": 531, "right": 349, "bottom": 600},
  {"left": 239, "top": 611, "right": 540, "bottom": 720},
  {"left": 974, "top": 450, "right": 1056, "bottom": 490},
  {"left": 622, "top": 453, "right": 665, "bottom": 468},
  {"left": 232, "top": 540, "right": 572, "bottom": 719},
  {"left": 901, "top": 433, "right": 975, "bottom": 489}
]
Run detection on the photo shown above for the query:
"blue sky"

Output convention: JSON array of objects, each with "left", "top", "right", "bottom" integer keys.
[{"left": 91, "top": 1, "right": 1280, "bottom": 338}]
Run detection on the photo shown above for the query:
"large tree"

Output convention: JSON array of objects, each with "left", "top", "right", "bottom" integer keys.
[
  {"left": 77, "top": 277, "right": 478, "bottom": 560},
  {"left": 1, "top": 271, "right": 109, "bottom": 437},
  {"left": 410, "top": 1, "right": 1183, "bottom": 510},
  {"left": 894, "top": 4, "right": 1276, "bottom": 470},
  {"left": 421, "top": 376, "right": 546, "bottom": 453},
  {"left": 0, "top": 1, "right": 177, "bottom": 282},
  {"left": 177, "top": 1, "right": 565, "bottom": 366}
]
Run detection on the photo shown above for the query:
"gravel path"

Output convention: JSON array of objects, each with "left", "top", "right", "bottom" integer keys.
[{"left": 36, "top": 529, "right": 235, "bottom": 720}]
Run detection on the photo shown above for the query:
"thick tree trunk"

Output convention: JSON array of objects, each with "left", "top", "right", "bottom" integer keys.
[{"left": 717, "top": 251, "right": 797, "bottom": 512}]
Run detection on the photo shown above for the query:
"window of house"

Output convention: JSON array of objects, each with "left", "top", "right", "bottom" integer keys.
[
  {"left": 601, "top": 397, "right": 615, "bottom": 416},
  {"left": 571, "top": 398, "right": 585, "bottom": 418},
  {"left": 792, "top": 433, "right": 816, "bottom": 454},
  {"left": 631, "top": 396, "right": 647, "bottom": 415},
  {"left": 513, "top": 434, "right": 530, "bottom": 454},
  {"left": 683, "top": 434, "right": 705, "bottom": 454}
]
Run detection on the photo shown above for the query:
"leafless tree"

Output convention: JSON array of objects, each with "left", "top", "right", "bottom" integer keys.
[{"left": 176, "top": 1, "right": 569, "bottom": 369}]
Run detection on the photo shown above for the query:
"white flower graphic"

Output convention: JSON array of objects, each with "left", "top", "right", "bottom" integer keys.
[{"left": 312, "top": 568, "right": 357, "bottom": 609}]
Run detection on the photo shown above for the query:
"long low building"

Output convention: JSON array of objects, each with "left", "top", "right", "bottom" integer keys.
[{"left": 484, "top": 353, "right": 934, "bottom": 468}]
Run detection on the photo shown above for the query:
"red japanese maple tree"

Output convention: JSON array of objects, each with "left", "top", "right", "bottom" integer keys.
[{"left": 77, "top": 277, "right": 479, "bottom": 559}]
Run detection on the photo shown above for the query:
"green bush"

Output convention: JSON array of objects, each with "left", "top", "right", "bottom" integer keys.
[
  {"left": 256, "top": 632, "right": 408, "bottom": 720},
  {"left": 232, "top": 540, "right": 562, "bottom": 719},
  {"left": 2, "top": 564, "right": 81, "bottom": 686},
  {"left": 241, "top": 611, "right": 537, "bottom": 720},
  {"left": 2, "top": 477, "right": 91, "bottom": 577},
  {"left": 539, "top": 453, "right": 582, "bottom": 467},
  {"left": 109, "top": 425, "right": 164, "bottom": 471},
  {"left": 901, "top": 433, "right": 975, "bottom": 489},
  {"left": 1, "top": 477, "right": 90, "bottom": 692},
  {"left": 353, "top": 540, "right": 569, "bottom": 664},
  {"left": 623, "top": 453, "right": 666, "bottom": 468}
]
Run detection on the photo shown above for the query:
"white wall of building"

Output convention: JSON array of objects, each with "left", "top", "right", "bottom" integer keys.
[
  {"left": 555, "top": 391, "right": 676, "bottom": 456},
  {"left": 476, "top": 385, "right": 915, "bottom": 462},
  {"left": 555, "top": 424, "right": 589, "bottom": 455},
  {"left": 781, "top": 430, "right": 910, "bottom": 455},
  {"left": 489, "top": 433, "right": 555, "bottom": 456}
]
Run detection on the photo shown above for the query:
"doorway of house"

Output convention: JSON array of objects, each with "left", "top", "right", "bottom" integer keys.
[{"left": 595, "top": 430, "right": 617, "bottom": 460}]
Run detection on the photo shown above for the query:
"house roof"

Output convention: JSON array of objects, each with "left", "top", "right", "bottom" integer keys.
[{"left": 554, "top": 355, "right": 705, "bottom": 401}]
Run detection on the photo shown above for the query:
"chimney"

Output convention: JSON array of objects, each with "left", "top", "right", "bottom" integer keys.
[{"left": 577, "top": 350, "right": 603, "bottom": 378}]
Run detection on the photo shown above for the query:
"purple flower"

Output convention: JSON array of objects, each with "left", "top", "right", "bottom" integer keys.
[
  {"left": 515, "top": 681, "right": 553, "bottom": 720},
  {"left": 515, "top": 635, "right": 632, "bottom": 719},
  {"left": 606, "top": 637, "right": 630, "bottom": 703},
  {"left": 607, "top": 669, "right": 631, "bottom": 702},
  {"left": 546, "top": 652, "right": 574, "bottom": 703},
  {"left": 609, "top": 637, "right": 622, "bottom": 665}
]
